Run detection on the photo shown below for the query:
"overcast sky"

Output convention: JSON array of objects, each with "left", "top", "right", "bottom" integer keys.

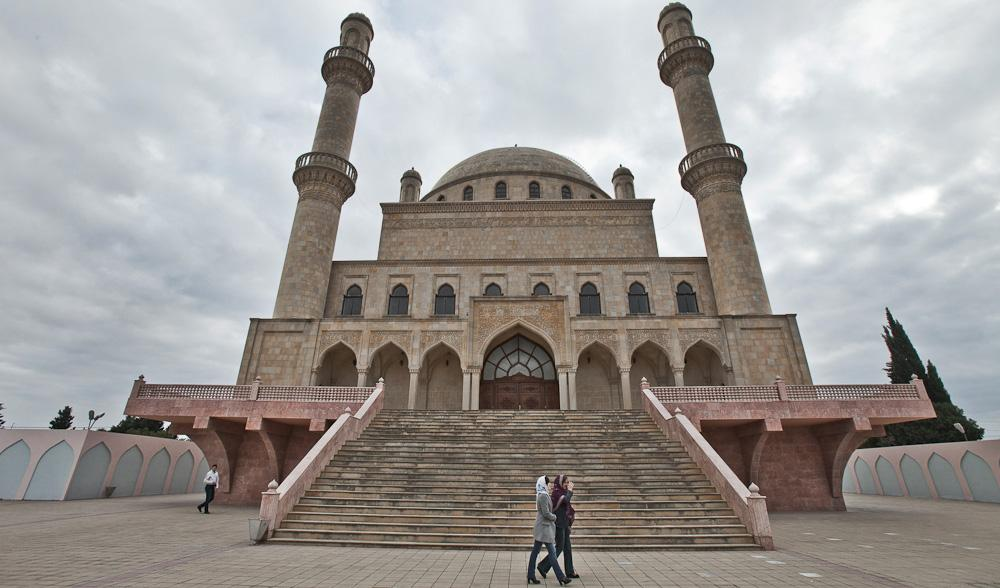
[{"left": 1, "top": 0, "right": 998, "bottom": 435}]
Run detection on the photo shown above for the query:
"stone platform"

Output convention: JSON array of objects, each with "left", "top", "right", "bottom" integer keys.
[{"left": 1, "top": 494, "right": 997, "bottom": 586}]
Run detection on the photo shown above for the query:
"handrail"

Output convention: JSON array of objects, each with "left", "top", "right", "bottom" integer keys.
[
  {"left": 650, "top": 381, "right": 923, "bottom": 403},
  {"left": 294, "top": 151, "right": 358, "bottom": 182},
  {"left": 657, "top": 35, "right": 711, "bottom": 69},
  {"left": 258, "top": 379, "right": 384, "bottom": 538},
  {"left": 678, "top": 142, "right": 744, "bottom": 176},
  {"left": 134, "top": 381, "right": 373, "bottom": 403},
  {"left": 642, "top": 387, "right": 774, "bottom": 550},
  {"left": 323, "top": 45, "right": 375, "bottom": 78}
]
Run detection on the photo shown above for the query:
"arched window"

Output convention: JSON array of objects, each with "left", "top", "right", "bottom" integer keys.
[
  {"left": 589, "top": 193, "right": 597, "bottom": 199},
  {"left": 628, "top": 282, "right": 650, "bottom": 314},
  {"left": 483, "top": 335, "right": 556, "bottom": 380},
  {"left": 676, "top": 281, "right": 699, "bottom": 314},
  {"left": 529, "top": 182, "right": 541, "bottom": 199},
  {"left": 532, "top": 282, "right": 551, "bottom": 296},
  {"left": 484, "top": 283, "right": 502, "bottom": 296},
  {"left": 462, "top": 186, "right": 473, "bottom": 201},
  {"left": 387, "top": 284, "right": 409, "bottom": 315},
  {"left": 561, "top": 185, "right": 572, "bottom": 199},
  {"left": 434, "top": 284, "right": 455, "bottom": 315},
  {"left": 495, "top": 181, "right": 507, "bottom": 199},
  {"left": 579, "top": 282, "right": 601, "bottom": 315},
  {"left": 341, "top": 284, "right": 363, "bottom": 316}
]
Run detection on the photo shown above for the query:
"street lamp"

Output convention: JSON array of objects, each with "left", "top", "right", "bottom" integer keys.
[{"left": 953, "top": 422, "right": 969, "bottom": 441}]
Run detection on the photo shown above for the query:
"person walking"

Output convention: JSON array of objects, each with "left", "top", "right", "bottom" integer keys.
[
  {"left": 527, "top": 475, "right": 571, "bottom": 585},
  {"left": 537, "top": 474, "right": 579, "bottom": 579},
  {"left": 197, "top": 464, "right": 219, "bottom": 514}
]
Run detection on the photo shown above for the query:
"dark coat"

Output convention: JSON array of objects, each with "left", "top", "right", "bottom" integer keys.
[{"left": 553, "top": 489, "right": 573, "bottom": 528}]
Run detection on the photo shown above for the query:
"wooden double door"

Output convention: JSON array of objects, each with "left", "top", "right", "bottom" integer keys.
[{"left": 480, "top": 374, "right": 559, "bottom": 410}]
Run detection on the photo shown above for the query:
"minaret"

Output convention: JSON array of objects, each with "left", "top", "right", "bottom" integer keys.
[
  {"left": 273, "top": 13, "right": 375, "bottom": 318},
  {"left": 612, "top": 165, "right": 636, "bottom": 199},
  {"left": 399, "top": 168, "right": 422, "bottom": 202},
  {"left": 657, "top": 4, "right": 771, "bottom": 315}
]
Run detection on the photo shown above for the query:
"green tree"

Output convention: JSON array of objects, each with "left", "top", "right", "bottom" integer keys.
[
  {"left": 49, "top": 406, "right": 74, "bottom": 429},
  {"left": 110, "top": 416, "right": 174, "bottom": 439},
  {"left": 0, "top": 402, "right": 6, "bottom": 428},
  {"left": 865, "top": 309, "right": 985, "bottom": 447}
]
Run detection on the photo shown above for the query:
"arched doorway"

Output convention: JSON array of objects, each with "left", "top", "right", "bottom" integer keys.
[
  {"left": 367, "top": 343, "right": 410, "bottom": 409},
  {"left": 683, "top": 341, "right": 725, "bottom": 385},
  {"left": 630, "top": 341, "right": 674, "bottom": 407},
  {"left": 577, "top": 343, "right": 621, "bottom": 409},
  {"left": 418, "top": 344, "right": 463, "bottom": 410},
  {"left": 481, "top": 335, "right": 558, "bottom": 409},
  {"left": 315, "top": 343, "right": 358, "bottom": 386}
]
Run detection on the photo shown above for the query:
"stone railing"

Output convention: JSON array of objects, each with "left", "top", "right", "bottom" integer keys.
[
  {"left": 650, "top": 377, "right": 926, "bottom": 403},
  {"left": 657, "top": 35, "right": 712, "bottom": 69},
  {"left": 641, "top": 386, "right": 774, "bottom": 550},
  {"left": 294, "top": 151, "right": 358, "bottom": 183},
  {"left": 258, "top": 378, "right": 384, "bottom": 539},
  {"left": 678, "top": 142, "right": 744, "bottom": 177},
  {"left": 323, "top": 45, "right": 375, "bottom": 78},
  {"left": 132, "top": 376, "right": 373, "bottom": 403}
]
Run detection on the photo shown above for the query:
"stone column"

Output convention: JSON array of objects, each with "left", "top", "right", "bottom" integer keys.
[
  {"left": 657, "top": 4, "right": 770, "bottom": 315},
  {"left": 672, "top": 367, "right": 685, "bottom": 387},
  {"left": 407, "top": 369, "right": 419, "bottom": 409},
  {"left": 273, "top": 14, "right": 376, "bottom": 319},
  {"left": 619, "top": 368, "right": 632, "bottom": 410},
  {"left": 567, "top": 369, "right": 578, "bottom": 410},
  {"left": 558, "top": 370, "right": 569, "bottom": 410},
  {"left": 470, "top": 370, "right": 481, "bottom": 410},
  {"left": 356, "top": 369, "right": 368, "bottom": 388},
  {"left": 462, "top": 370, "right": 473, "bottom": 411}
]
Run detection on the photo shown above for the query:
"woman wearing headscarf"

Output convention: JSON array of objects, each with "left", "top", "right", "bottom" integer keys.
[
  {"left": 527, "top": 475, "right": 571, "bottom": 585},
  {"left": 537, "top": 474, "right": 578, "bottom": 579}
]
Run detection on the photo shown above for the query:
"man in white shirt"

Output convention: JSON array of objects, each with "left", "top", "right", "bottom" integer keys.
[{"left": 197, "top": 464, "right": 220, "bottom": 514}]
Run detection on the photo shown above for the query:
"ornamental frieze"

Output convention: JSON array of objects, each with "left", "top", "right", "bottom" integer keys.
[
  {"left": 626, "top": 329, "right": 673, "bottom": 355},
  {"left": 419, "top": 330, "right": 465, "bottom": 357},
  {"left": 318, "top": 330, "right": 362, "bottom": 353},
  {"left": 383, "top": 215, "right": 647, "bottom": 230},
  {"left": 473, "top": 300, "right": 564, "bottom": 356},
  {"left": 574, "top": 329, "right": 619, "bottom": 353},
  {"left": 368, "top": 330, "right": 412, "bottom": 355},
  {"left": 678, "top": 327, "right": 724, "bottom": 352}
]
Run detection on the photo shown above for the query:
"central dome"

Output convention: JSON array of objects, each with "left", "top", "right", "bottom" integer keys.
[{"left": 429, "top": 146, "right": 604, "bottom": 195}]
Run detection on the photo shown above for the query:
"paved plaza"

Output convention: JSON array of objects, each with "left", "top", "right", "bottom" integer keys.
[{"left": 1, "top": 494, "right": 998, "bottom": 587}]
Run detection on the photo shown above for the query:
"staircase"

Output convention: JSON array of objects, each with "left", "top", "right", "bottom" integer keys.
[{"left": 269, "top": 410, "right": 759, "bottom": 549}]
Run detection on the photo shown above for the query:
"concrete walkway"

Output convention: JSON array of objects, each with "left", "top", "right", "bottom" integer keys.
[{"left": 0, "top": 494, "right": 997, "bottom": 586}]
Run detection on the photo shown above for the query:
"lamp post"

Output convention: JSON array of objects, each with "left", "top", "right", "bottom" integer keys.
[{"left": 953, "top": 422, "right": 969, "bottom": 441}]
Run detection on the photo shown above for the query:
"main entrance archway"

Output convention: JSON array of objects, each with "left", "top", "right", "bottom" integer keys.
[{"left": 480, "top": 335, "right": 558, "bottom": 409}]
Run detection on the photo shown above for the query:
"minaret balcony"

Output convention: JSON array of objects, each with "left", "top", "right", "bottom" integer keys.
[
  {"left": 292, "top": 151, "right": 358, "bottom": 197},
  {"left": 321, "top": 45, "right": 375, "bottom": 91},
  {"left": 678, "top": 142, "right": 746, "bottom": 194},
  {"left": 658, "top": 35, "right": 713, "bottom": 86}
]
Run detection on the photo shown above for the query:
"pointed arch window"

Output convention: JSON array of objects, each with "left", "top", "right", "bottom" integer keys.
[
  {"left": 529, "top": 182, "right": 541, "bottom": 199},
  {"left": 579, "top": 282, "right": 601, "bottom": 315},
  {"left": 495, "top": 181, "right": 507, "bottom": 199},
  {"left": 434, "top": 284, "right": 455, "bottom": 315},
  {"left": 561, "top": 185, "right": 572, "bottom": 199},
  {"left": 628, "top": 282, "right": 651, "bottom": 314},
  {"left": 463, "top": 186, "right": 473, "bottom": 201},
  {"left": 341, "top": 284, "right": 363, "bottom": 316},
  {"left": 388, "top": 284, "right": 409, "bottom": 315},
  {"left": 484, "top": 283, "right": 503, "bottom": 296},
  {"left": 676, "top": 281, "right": 699, "bottom": 314},
  {"left": 532, "top": 282, "right": 551, "bottom": 296},
  {"left": 483, "top": 335, "right": 556, "bottom": 380}
]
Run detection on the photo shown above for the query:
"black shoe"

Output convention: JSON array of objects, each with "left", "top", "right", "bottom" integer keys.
[
  {"left": 567, "top": 572, "right": 580, "bottom": 578},
  {"left": 197, "top": 505, "right": 203, "bottom": 513},
  {"left": 536, "top": 564, "right": 547, "bottom": 579},
  {"left": 558, "top": 579, "right": 572, "bottom": 586},
  {"left": 204, "top": 511, "right": 210, "bottom": 514},
  {"left": 527, "top": 578, "right": 540, "bottom": 585}
]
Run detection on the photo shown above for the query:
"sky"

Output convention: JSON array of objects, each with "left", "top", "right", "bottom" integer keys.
[{"left": 1, "top": 0, "right": 998, "bottom": 435}]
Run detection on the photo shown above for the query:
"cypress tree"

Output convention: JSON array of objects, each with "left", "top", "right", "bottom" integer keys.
[
  {"left": 49, "top": 406, "right": 74, "bottom": 429},
  {"left": 924, "top": 360, "right": 952, "bottom": 404},
  {"left": 882, "top": 308, "right": 926, "bottom": 383},
  {"left": 0, "top": 402, "right": 5, "bottom": 428}
]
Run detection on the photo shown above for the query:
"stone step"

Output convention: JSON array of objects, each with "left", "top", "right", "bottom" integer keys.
[
  {"left": 324, "top": 471, "right": 709, "bottom": 483},
  {"left": 266, "top": 537, "right": 760, "bottom": 550},
  {"left": 297, "top": 496, "right": 726, "bottom": 509},
  {"left": 305, "top": 489, "right": 723, "bottom": 501},
  {"left": 291, "top": 503, "right": 737, "bottom": 518},
  {"left": 269, "top": 529, "right": 757, "bottom": 547},
  {"left": 326, "top": 457, "right": 694, "bottom": 468},
  {"left": 282, "top": 512, "right": 741, "bottom": 526},
  {"left": 307, "top": 481, "right": 717, "bottom": 493},
  {"left": 279, "top": 519, "right": 750, "bottom": 536},
  {"left": 321, "top": 466, "right": 705, "bottom": 477}
]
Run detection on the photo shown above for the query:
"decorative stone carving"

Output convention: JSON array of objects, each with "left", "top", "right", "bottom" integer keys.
[
  {"left": 419, "top": 330, "right": 465, "bottom": 358},
  {"left": 575, "top": 329, "right": 619, "bottom": 353},
  {"left": 318, "top": 330, "right": 362, "bottom": 354},
  {"left": 679, "top": 328, "right": 724, "bottom": 353},
  {"left": 626, "top": 329, "right": 673, "bottom": 355},
  {"left": 368, "top": 330, "right": 412, "bottom": 355},
  {"left": 382, "top": 215, "right": 648, "bottom": 230},
  {"left": 474, "top": 299, "right": 564, "bottom": 357}
]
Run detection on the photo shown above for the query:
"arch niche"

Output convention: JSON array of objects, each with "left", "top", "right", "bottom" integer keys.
[
  {"left": 683, "top": 341, "right": 726, "bottom": 386},
  {"left": 577, "top": 342, "right": 621, "bottom": 410},
  {"left": 366, "top": 342, "right": 410, "bottom": 409},
  {"left": 315, "top": 342, "right": 358, "bottom": 387},
  {"left": 481, "top": 332, "right": 558, "bottom": 410},
  {"left": 418, "top": 343, "right": 463, "bottom": 410},
  {"left": 630, "top": 341, "right": 675, "bottom": 408}
]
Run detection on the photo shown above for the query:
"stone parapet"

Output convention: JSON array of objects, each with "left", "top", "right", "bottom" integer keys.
[
  {"left": 321, "top": 45, "right": 375, "bottom": 92},
  {"left": 658, "top": 35, "right": 713, "bottom": 87}
]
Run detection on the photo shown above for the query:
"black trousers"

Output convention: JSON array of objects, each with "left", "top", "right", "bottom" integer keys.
[
  {"left": 198, "top": 484, "right": 215, "bottom": 512},
  {"left": 537, "top": 526, "right": 574, "bottom": 575}
]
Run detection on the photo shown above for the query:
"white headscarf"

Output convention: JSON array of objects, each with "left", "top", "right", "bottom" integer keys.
[{"left": 536, "top": 475, "right": 548, "bottom": 496}]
